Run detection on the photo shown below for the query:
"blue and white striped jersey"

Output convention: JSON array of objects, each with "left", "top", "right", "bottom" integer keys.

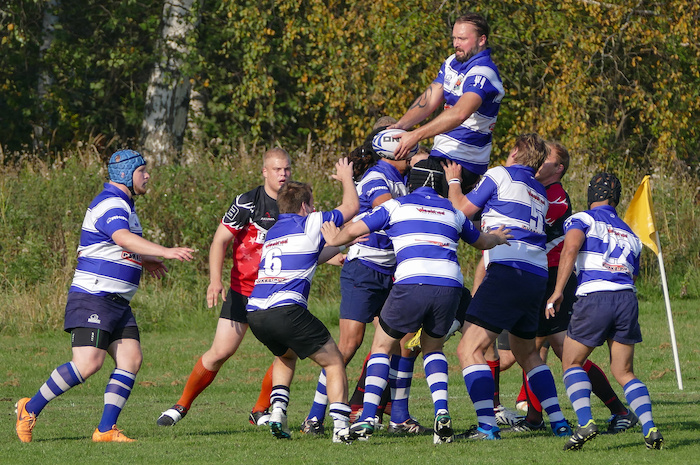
[
  {"left": 467, "top": 165, "right": 548, "bottom": 277},
  {"left": 70, "top": 183, "right": 143, "bottom": 301},
  {"left": 360, "top": 187, "right": 480, "bottom": 287},
  {"left": 346, "top": 160, "right": 407, "bottom": 274},
  {"left": 564, "top": 205, "right": 641, "bottom": 295},
  {"left": 246, "top": 210, "right": 345, "bottom": 311},
  {"left": 430, "top": 48, "right": 504, "bottom": 175}
]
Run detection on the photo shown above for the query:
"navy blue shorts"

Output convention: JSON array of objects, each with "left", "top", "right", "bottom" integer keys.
[
  {"left": 64, "top": 292, "right": 137, "bottom": 334},
  {"left": 567, "top": 290, "right": 642, "bottom": 347},
  {"left": 247, "top": 304, "right": 332, "bottom": 359},
  {"left": 379, "top": 284, "right": 462, "bottom": 338},
  {"left": 465, "top": 264, "right": 547, "bottom": 340},
  {"left": 537, "top": 268, "right": 577, "bottom": 337},
  {"left": 339, "top": 259, "right": 393, "bottom": 323},
  {"left": 455, "top": 287, "right": 472, "bottom": 325},
  {"left": 219, "top": 288, "right": 249, "bottom": 323}
]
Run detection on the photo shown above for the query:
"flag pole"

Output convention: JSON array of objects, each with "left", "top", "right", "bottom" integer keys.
[{"left": 654, "top": 230, "right": 683, "bottom": 390}]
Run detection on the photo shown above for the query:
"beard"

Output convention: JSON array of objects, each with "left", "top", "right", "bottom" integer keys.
[{"left": 455, "top": 44, "right": 482, "bottom": 63}]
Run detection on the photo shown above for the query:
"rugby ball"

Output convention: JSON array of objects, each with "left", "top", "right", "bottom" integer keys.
[{"left": 371, "top": 128, "right": 419, "bottom": 160}]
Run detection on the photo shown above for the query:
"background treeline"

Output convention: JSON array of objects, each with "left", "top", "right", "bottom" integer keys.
[
  {"left": 1, "top": 0, "right": 699, "bottom": 334},
  {"left": 1, "top": 0, "right": 699, "bottom": 173}
]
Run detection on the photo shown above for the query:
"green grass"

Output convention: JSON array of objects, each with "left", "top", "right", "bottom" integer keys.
[{"left": 1, "top": 297, "right": 698, "bottom": 464}]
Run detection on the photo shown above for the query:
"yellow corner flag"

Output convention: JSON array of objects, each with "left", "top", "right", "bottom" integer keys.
[{"left": 624, "top": 175, "right": 659, "bottom": 254}]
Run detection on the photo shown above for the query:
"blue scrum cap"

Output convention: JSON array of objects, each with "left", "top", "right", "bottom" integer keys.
[{"left": 108, "top": 150, "right": 146, "bottom": 187}]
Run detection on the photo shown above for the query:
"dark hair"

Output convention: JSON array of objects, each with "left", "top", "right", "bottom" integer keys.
[
  {"left": 348, "top": 145, "right": 377, "bottom": 181},
  {"left": 587, "top": 172, "right": 622, "bottom": 208},
  {"left": 408, "top": 157, "right": 448, "bottom": 197},
  {"left": 456, "top": 12, "right": 490, "bottom": 40},
  {"left": 277, "top": 181, "right": 313, "bottom": 214},
  {"left": 547, "top": 141, "right": 570, "bottom": 177}
]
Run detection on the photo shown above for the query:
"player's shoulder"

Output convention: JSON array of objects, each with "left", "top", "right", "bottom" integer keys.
[
  {"left": 90, "top": 187, "right": 131, "bottom": 214},
  {"left": 237, "top": 185, "right": 265, "bottom": 203}
]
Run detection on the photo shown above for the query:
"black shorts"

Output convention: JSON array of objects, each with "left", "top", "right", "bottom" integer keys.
[
  {"left": 536, "top": 268, "right": 577, "bottom": 337},
  {"left": 71, "top": 326, "right": 140, "bottom": 350},
  {"left": 247, "top": 304, "right": 332, "bottom": 359},
  {"left": 220, "top": 288, "right": 249, "bottom": 323}
]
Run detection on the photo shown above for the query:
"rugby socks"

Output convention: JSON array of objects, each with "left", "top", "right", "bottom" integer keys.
[
  {"left": 306, "top": 369, "right": 328, "bottom": 422},
  {"left": 563, "top": 367, "right": 593, "bottom": 426},
  {"left": 329, "top": 402, "right": 351, "bottom": 430},
  {"left": 348, "top": 353, "right": 371, "bottom": 409},
  {"left": 624, "top": 378, "right": 656, "bottom": 435},
  {"left": 487, "top": 359, "right": 501, "bottom": 405},
  {"left": 97, "top": 369, "right": 136, "bottom": 432},
  {"left": 177, "top": 356, "right": 218, "bottom": 410},
  {"left": 25, "top": 361, "right": 84, "bottom": 415},
  {"left": 463, "top": 364, "right": 497, "bottom": 431},
  {"left": 360, "top": 353, "right": 390, "bottom": 422},
  {"left": 270, "top": 385, "right": 290, "bottom": 413},
  {"left": 583, "top": 359, "right": 627, "bottom": 415},
  {"left": 252, "top": 363, "right": 274, "bottom": 413},
  {"left": 523, "top": 370, "right": 542, "bottom": 413},
  {"left": 389, "top": 355, "right": 415, "bottom": 423},
  {"left": 527, "top": 365, "right": 565, "bottom": 423},
  {"left": 423, "top": 352, "right": 449, "bottom": 415}
]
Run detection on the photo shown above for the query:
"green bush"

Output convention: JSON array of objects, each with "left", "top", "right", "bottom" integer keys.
[{"left": 1, "top": 146, "right": 698, "bottom": 335}]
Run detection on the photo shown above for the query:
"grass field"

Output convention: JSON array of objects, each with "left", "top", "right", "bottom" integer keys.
[{"left": 2, "top": 296, "right": 698, "bottom": 464}]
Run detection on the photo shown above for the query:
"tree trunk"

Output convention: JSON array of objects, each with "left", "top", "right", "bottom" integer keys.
[
  {"left": 33, "top": 0, "right": 60, "bottom": 150},
  {"left": 140, "top": 0, "right": 199, "bottom": 165},
  {"left": 182, "top": 85, "right": 207, "bottom": 165}
]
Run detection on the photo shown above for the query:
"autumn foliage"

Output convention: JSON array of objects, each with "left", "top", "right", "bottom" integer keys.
[{"left": 1, "top": 0, "right": 698, "bottom": 174}]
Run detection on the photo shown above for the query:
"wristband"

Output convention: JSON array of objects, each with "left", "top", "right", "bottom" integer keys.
[
  {"left": 338, "top": 245, "right": 347, "bottom": 253},
  {"left": 448, "top": 178, "right": 462, "bottom": 185}
]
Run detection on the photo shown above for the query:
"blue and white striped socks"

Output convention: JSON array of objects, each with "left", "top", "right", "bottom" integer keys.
[
  {"left": 97, "top": 368, "right": 136, "bottom": 432},
  {"left": 389, "top": 355, "right": 415, "bottom": 423},
  {"left": 564, "top": 367, "right": 593, "bottom": 426},
  {"left": 306, "top": 369, "right": 328, "bottom": 422},
  {"left": 624, "top": 378, "right": 656, "bottom": 435},
  {"left": 360, "top": 353, "right": 390, "bottom": 422},
  {"left": 26, "top": 361, "right": 84, "bottom": 415},
  {"left": 463, "top": 364, "right": 497, "bottom": 430},
  {"left": 424, "top": 352, "right": 449, "bottom": 415},
  {"left": 527, "top": 364, "right": 565, "bottom": 423}
]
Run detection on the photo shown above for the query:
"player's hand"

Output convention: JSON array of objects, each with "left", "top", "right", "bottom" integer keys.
[
  {"left": 387, "top": 120, "right": 406, "bottom": 130},
  {"left": 545, "top": 291, "right": 563, "bottom": 319},
  {"left": 489, "top": 225, "right": 513, "bottom": 246},
  {"left": 392, "top": 131, "right": 421, "bottom": 160},
  {"left": 207, "top": 281, "right": 226, "bottom": 308},
  {"left": 351, "top": 233, "right": 370, "bottom": 245},
  {"left": 443, "top": 160, "right": 462, "bottom": 182},
  {"left": 163, "top": 247, "right": 195, "bottom": 262},
  {"left": 143, "top": 257, "right": 168, "bottom": 279},
  {"left": 320, "top": 221, "right": 342, "bottom": 246},
  {"left": 332, "top": 157, "right": 354, "bottom": 182}
]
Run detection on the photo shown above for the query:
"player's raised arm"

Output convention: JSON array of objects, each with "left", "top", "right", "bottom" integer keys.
[{"left": 332, "top": 157, "right": 360, "bottom": 223}]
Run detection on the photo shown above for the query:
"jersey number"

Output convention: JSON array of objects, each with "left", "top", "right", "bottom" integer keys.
[
  {"left": 529, "top": 198, "right": 545, "bottom": 233},
  {"left": 263, "top": 248, "right": 282, "bottom": 276}
]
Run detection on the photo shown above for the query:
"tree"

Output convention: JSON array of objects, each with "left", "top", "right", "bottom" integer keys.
[{"left": 141, "top": 0, "right": 200, "bottom": 165}]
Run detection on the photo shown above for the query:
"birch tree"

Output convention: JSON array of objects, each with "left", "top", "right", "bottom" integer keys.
[{"left": 140, "top": 0, "right": 199, "bottom": 165}]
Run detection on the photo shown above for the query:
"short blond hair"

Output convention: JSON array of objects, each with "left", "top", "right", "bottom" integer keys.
[{"left": 512, "top": 133, "right": 549, "bottom": 170}]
